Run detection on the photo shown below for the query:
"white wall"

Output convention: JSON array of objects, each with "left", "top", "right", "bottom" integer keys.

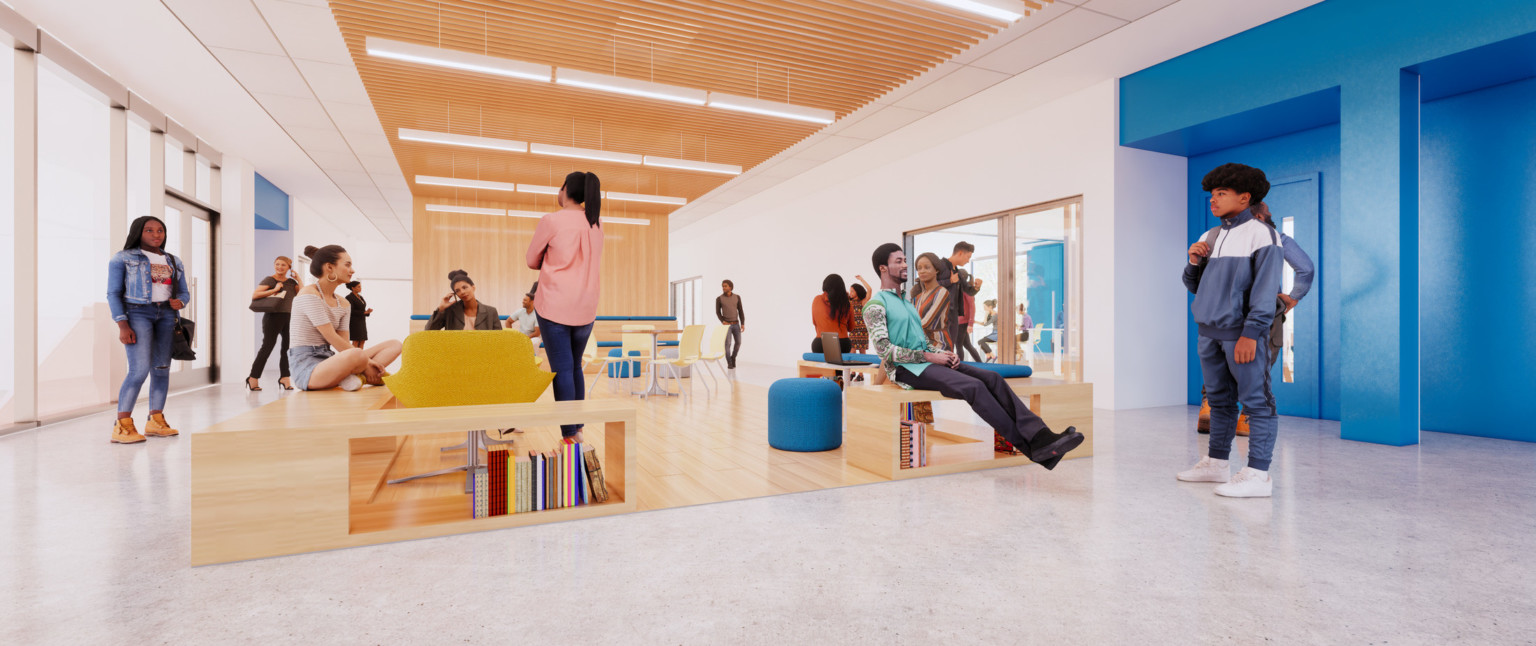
[
  {"left": 218, "top": 158, "right": 255, "bottom": 384},
  {"left": 671, "top": 79, "right": 1187, "bottom": 410},
  {"left": 289, "top": 200, "right": 411, "bottom": 359}
]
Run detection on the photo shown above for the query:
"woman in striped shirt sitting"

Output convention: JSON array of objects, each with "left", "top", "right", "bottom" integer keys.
[{"left": 287, "top": 244, "right": 402, "bottom": 391}]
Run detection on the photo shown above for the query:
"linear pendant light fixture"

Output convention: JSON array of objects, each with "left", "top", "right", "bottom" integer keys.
[
  {"left": 398, "top": 128, "right": 527, "bottom": 153},
  {"left": 365, "top": 37, "right": 551, "bottom": 82},
  {"left": 424, "top": 203, "right": 651, "bottom": 225},
  {"left": 401, "top": 128, "right": 741, "bottom": 176},
  {"left": 705, "top": 93, "right": 836, "bottom": 125},
  {"left": 529, "top": 142, "right": 642, "bottom": 165},
  {"left": 641, "top": 155, "right": 742, "bottom": 175},
  {"left": 369, "top": 39, "right": 828, "bottom": 125},
  {"left": 554, "top": 68, "right": 708, "bottom": 105},
  {"left": 920, "top": 0, "right": 1026, "bottom": 22},
  {"left": 415, "top": 175, "right": 518, "bottom": 192}
]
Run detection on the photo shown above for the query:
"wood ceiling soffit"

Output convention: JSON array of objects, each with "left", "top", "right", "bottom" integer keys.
[{"left": 328, "top": 0, "right": 1042, "bottom": 209}]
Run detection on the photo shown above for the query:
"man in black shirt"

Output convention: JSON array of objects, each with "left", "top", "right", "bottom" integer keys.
[
  {"left": 715, "top": 280, "right": 745, "bottom": 369},
  {"left": 938, "top": 241, "right": 982, "bottom": 361}
]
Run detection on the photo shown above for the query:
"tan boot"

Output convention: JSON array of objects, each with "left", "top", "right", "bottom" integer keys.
[
  {"left": 1197, "top": 397, "right": 1211, "bottom": 434},
  {"left": 1236, "top": 412, "right": 1251, "bottom": 437},
  {"left": 112, "top": 418, "right": 146, "bottom": 444},
  {"left": 144, "top": 412, "right": 179, "bottom": 437}
]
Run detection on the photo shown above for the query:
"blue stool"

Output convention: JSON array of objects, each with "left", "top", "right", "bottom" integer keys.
[{"left": 768, "top": 378, "right": 842, "bottom": 452}]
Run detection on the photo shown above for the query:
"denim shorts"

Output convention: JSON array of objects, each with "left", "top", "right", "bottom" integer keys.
[{"left": 287, "top": 344, "right": 334, "bottom": 391}]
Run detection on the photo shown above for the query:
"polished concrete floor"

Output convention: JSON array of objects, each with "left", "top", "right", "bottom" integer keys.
[{"left": 3, "top": 367, "right": 1535, "bottom": 644}]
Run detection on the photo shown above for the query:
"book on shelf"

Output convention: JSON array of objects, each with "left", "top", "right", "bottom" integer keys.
[
  {"left": 514, "top": 454, "right": 529, "bottom": 513},
  {"left": 531, "top": 450, "right": 544, "bottom": 512},
  {"left": 472, "top": 467, "right": 489, "bottom": 518},
  {"left": 583, "top": 446, "right": 608, "bottom": 503},
  {"left": 488, "top": 448, "right": 508, "bottom": 517}
]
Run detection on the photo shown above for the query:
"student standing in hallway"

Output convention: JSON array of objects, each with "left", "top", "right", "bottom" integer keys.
[
  {"left": 528, "top": 171, "right": 604, "bottom": 442},
  {"left": 107, "top": 216, "right": 191, "bottom": 444},
  {"left": 716, "top": 280, "right": 744, "bottom": 369},
  {"left": 248, "top": 255, "right": 299, "bottom": 390},
  {"left": 1178, "top": 163, "right": 1283, "bottom": 498},
  {"left": 345, "top": 281, "right": 371, "bottom": 349},
  {"left": 938, "top": 242, "right": 982, "bottom": 361}
]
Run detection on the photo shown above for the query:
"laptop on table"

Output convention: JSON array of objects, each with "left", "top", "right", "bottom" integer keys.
[{"left": 821, "top": 332, "right": 873, "bottom": 366}]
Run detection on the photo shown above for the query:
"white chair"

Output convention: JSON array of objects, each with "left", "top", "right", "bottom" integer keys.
[
  {"left": 591, "top": 325, "right": 654, "bottom": 394},
  {"left": 698, "top": 325, "right": 732, "bottom": 388},
  {"left": 651, "top": 325, "right": 710, "bottom": 402}
]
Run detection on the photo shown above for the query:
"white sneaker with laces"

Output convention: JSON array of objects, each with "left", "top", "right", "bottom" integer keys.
[
  {"left": 1215, "top": 467, "right": 1273, "bottom": 498},
  {"left": 1176, "top": 456, "right": 1229, "bottom": 483},
  {"left": 339, "top": 374, "right": 363, "bottom": 392}
]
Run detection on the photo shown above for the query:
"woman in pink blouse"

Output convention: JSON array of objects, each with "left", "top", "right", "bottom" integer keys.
[{"left": 527, "top": 171, "right": 604, "bottom": 441}]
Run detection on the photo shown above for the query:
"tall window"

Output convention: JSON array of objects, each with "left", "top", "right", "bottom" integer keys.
[
  {"left": 670, "top": 276, "right": 703, "bottom": 326},
  {"left": 0, "top": 45, "right": 15, "bottom": 426},
  {"left": 36, "top": 62, "right": 112, "bottom": 416}
]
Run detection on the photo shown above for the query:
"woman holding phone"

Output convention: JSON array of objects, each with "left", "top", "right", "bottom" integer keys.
[
  {"left": 424, "top": 269, "right": 503, "bottom": 331},
  {"left": 248, "top": 255, "right": 300, "bottom": 390}
]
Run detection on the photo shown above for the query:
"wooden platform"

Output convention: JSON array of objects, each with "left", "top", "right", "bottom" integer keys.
[{"left": 194, "top": 371, "right": 1094, "bottom": 565}]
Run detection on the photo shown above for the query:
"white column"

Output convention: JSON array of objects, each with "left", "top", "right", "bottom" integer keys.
[
  {"left": 12, "top": 47, "right": 36, "bottom": 425},
  {"left": 107, "top": 106, "right": 127, "bottom": 399},
  {"left": 218, "top": 157, "right": 255, "bottom": 384}
]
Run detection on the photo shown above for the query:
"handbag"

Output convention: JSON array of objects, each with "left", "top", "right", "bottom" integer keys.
[
  {"left": 167, "top": 253, "right": 197, "bottom": 361},
  {"left": 250, "top": 292, "right": 284, "bottom": 313}
]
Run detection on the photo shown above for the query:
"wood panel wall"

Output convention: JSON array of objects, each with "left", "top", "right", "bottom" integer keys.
[{"left": 412, "top": 197, "right": 668, "bottom": 317}]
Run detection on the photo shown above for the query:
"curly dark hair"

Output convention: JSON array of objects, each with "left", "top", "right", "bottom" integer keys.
[{"left": 1201, "top": 163, "right": 1269, "bottom": 206}]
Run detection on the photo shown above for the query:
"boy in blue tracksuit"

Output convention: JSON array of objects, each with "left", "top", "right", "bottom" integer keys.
[{"left": 1177, "top": 163, "right": 1284, "bottom": 498}]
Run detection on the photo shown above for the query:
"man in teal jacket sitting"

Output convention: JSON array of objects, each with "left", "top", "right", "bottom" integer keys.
[{"left": 863, "top": 243, "right": 1083, "bottom": 469}]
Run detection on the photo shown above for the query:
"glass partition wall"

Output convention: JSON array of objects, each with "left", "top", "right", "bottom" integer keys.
[
  {"left": 3, "top": 25, "right": 223, "bottom": 431},
  {"left": 906, "top": 198, "right": 1083, "bottom": 381}
]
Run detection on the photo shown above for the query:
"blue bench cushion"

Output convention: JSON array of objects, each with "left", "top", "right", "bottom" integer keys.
[
  {"left": 960, "top": 361, "right": 1032, "bottom": 378},
  {"left": 596, "top": 340, "right": 678, "bottom": 347},
  {"left": 801, "top": 352, "right": 881, "bottom": 364},
  {"left": 767, "top": 378, "right": 842, "bottom": 452}
]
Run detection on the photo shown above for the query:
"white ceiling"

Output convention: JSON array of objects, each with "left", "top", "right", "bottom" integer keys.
[{"left": 6, "top": 0, "right": 410, "bottom": 243}]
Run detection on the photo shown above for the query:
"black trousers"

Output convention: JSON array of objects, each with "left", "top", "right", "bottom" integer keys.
[
  {"left": 896, "top": 362, "right": 1048, "bottom": 450},
  {"left": 810, "top": 337, "right": 852, "bottom": 354},
  {"left": 250, "top": 312, "right": 291, "bottom": 379}
]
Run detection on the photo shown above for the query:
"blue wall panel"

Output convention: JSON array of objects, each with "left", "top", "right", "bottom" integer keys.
[
  {"left": 1186, "top": 126, "right": 1341, "bottom": 420},
  {"left": 1420, "top": 77, "right": 1536, "bottom": 442},
  {"left": 1121, "top": 0, "right": 1536, "bottom": 445},
  {"left": 254, "top": 173, "right": 289, "bottom": 231}
]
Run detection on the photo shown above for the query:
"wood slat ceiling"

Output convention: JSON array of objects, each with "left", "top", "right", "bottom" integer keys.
[{"left": 330, "top": 0, "right": 1047, "bottom": 216}]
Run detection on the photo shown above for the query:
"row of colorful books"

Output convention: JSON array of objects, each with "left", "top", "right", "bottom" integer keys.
[
  {"left": 900, "top": 420, "right": 929, "bottom": 469},
  {"left": 471, "top": 443, "right": 608, "bottom": 518}
]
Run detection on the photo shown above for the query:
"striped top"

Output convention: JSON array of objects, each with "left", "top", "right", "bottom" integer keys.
[{"left": 290, "top": 292, "right": 351, "bottom": 348}]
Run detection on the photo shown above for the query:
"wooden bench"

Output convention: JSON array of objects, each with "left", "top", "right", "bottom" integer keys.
[
  {"left": 843, "top": 377, "right": 1092, "bottom": 480},
  {"left": 191, "top": 388, "right": 636, "bottom": 566}
]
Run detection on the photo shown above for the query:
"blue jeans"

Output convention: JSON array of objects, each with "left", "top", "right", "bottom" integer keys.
[
  {"left": 537, "top": 315, "right": 594, "bottom": 437},
  {"left": 724, "top": 322, "right": 741, "bottom": 367},
  {"left": 118, "top": 302, "right": 176, "bottom": 414},
  {"left": 1199, "top": 335, "right": 1278, "bottom": 470}
]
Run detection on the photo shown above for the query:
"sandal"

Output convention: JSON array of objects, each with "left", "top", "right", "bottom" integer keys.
[{"left": 245, "top": 377, "right": 262, "bottom": 392}]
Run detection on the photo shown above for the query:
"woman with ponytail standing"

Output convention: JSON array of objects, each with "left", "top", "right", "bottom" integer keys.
[
  {"left": 106, "top": 216, "right": 191, "bottom": 444},
  {"left": 527, "top": 171, "right": 604, "bottom": 442},
  {"left": 288, "top": 244, "right": 402, "bottom": 391}
]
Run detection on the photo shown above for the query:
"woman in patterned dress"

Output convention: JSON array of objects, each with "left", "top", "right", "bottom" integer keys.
[{"left": 909, "top": 252, "right": 952, "bottom": 351}]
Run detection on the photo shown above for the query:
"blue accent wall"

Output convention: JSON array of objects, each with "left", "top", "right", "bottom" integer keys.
[
  {"left": 254, "top": 173, "right": 289, "bottom": 231},
  {"left": 1025, "top": 243, "right": 1064, "bottom": 351},
  {"left": 1186, "top": 125, "right": 1341, "bottom": 421},
  {"left": 1121, "top": 0, "right": 1536, "bottom": 445},
  {"left": 1419, "top": 76, "right": 1536, "bottom": 443}
]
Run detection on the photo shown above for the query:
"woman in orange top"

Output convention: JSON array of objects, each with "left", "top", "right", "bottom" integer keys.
[{"left": 810, "top": 273, "right": 855, "bottom": 353}]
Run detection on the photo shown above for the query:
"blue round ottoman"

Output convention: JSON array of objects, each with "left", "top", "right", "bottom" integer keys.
[{"left": 768, "top": 378, "right": 843, "bottom": 452}]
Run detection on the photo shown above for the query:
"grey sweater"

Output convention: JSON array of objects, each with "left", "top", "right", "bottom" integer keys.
[{"left": 716, "top": 293, "right": 744, "bottom": 325}]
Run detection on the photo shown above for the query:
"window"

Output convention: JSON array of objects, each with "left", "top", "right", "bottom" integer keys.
[
  {"left": 906, "top": 198, "right": 1083, "bottom": 380},
  {"left": 36, "top": 62, "right": 112, "bottom": 416},
  {"left": 164, "top": 137, "right": 183, "bottom": 192},
  {"left": 0, "top": 44, "right": 14, "bottom": 426},
  {"left": 670, "top": 276, "right": 703, "bottom": 326}
]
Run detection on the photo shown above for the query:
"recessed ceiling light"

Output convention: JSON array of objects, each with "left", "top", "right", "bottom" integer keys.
[
  {"left": 529, "top": 143, "right": 643, "bottom": 165},
  {"left": 706, "top": 92, "right": 835, "bottom": 125},
  {"left": 642, "top": 155, "right": 742, "bottom": 175},
  {"left": 554, "top": 68, "right": 708, "bottom": 106},
  {"left": 415, "top": 175, "right": 518, "bottom": 192},
  {"left": 398, "top": 129, "right": 528, "bottom": 153},
  {"left": 919, "top": 0, "right": 1025, "bottom": 22},
  {"left": 366, "top": 37, "right": 552, "bottom": 82},
  {"left": 425, "top": 204, "right": 505, "bottom": 216}
]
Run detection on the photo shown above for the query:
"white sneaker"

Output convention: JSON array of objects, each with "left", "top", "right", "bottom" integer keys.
[
  {"left": 1215, "top": 467, "right": 1273, "bottom": 498},
  {"left": 338, "top": 374, "right": 363, "bottom": 391},
  {"left": 1176, "top": 456, "right": 1229, "bottom": 483}
]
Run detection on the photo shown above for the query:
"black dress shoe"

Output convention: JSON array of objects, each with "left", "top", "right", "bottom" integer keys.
[{"left": 1027, "top": 426, "right": 1083, "bottom": 469}]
